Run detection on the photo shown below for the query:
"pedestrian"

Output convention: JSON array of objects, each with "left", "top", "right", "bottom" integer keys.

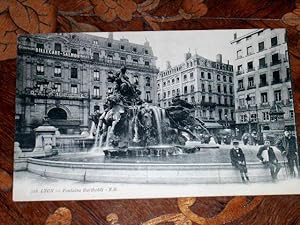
[
  {"left": 276, "top": 128, "right": 299, "bottom": 177},
  {"left": 257, "top": 140, "right": 281, "bottom": 181},
  {"left": 230, "top": 140, "right": 249, "bottom": 183}
]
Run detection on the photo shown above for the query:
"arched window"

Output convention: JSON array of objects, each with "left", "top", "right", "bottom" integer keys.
[
  {"left": 48, "top": 108, "right": 67, "bottom": 120},
  {"left": 54, "top": 43, "right": 62, "bottom": 52}
]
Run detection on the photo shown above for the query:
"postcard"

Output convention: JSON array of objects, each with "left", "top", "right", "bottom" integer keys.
[{"left": 13, "top": 29, "right": 300, "bottom": 201}]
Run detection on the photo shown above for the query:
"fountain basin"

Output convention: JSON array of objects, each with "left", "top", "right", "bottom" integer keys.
[{"left": 16, "top": 157, "right": 288, "bottom": 184}]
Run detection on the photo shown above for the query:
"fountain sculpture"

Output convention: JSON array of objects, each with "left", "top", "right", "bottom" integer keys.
[{"left": 89, "top": 66, "right": 210, "bottom": 157}]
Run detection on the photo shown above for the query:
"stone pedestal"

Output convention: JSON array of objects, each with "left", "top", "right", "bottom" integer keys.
[{"left": 33, "top": 124, "right": 58, "bottom": 156}]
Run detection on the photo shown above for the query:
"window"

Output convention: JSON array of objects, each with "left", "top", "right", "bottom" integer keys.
[
  {"left": 263, "top": 112, "right": 269, "bottom": 121},
  {"left": 230, "top": 86, "right": 233, "bottom": 94},
  {"left": 157, "top": 93, "right": 160, "bottom": 101},
  {"left": 258, "top": 58, "right": 265, "bottom": 69},
  {"left": 208, "top": 85, "right": 212, "bottom": 92},
  {"left": 120, "top": 56, "right": 126, "bottom": 65},
  {"left": 218, "top": 96, "right": 221, "bottom": 104},
  {"left": 261, "top": 92, "right": 268, "bottom": 103},
  {"left": 94, "top": 105, "right": 100, "bottom": 111},
  {"left": 290, "top": 110, "right": 294, "bottom": 118},
  {"left": 107, "top": 55, "right": 113, "bottom": 63},
  {"left": 288, "top": 88, "right": 293, "bottom": 99},
  {"left": 184, "top": 86, "right": 188, "bottom": 94},
  {"left": 237, "top": 50, "right": 242, "bottom": 58},
  {"left": 93, "top": 52, "right": 99, "bottom": 61},
  {"left": 134, "top": 75, "right": 139, "bottom": 85},
  {"left": 223, "top": 84, "right": 227, "bottom": 93},
  {"left": 241, "top": 114, "right": 248, "bottom": 122},
  {"left": 54, "top": 43, "right": 61, "bottom": 52},
  {"left": 238, "top": 79, "right": 244, "bottom": 89},
  {"left": 247, "top": 46, "right": 253, "bottom": 55},
  {"left": 145, "top": 49, "right": 148, "bottom": 54},
  {"left": 36, "top": 43, "right": 44, "bottom": 50},
  {"left": 272, "top": 53, "right": 280, "bottom": 65},
  {"left": 167, "top": 80, "right": 170, "bottom": 86},
  {"left": 272, "top": 71, "right": 281, "bottom": 84},
  {"left": 93, "top": 40, "right": 98, "bottom": 45},
  {"left": 251, "top": 114, "right": 257, "bottom": 122},
  {"left": 190, "top": 72, "right": 194, "bottom": 79},
  {"left": 191, "top": 85, "right": 195, "bottom": 93},
  {"left": 222, "top": 75, "right": 226, "bottom": 82},
  {"left": 230, "top": 97, "right": 234, "bottom": 106},
  {"left": 107, "top": 42, "right": 112, "bottom": 47},
  {"left": 163, "top": 92, "right": 166, "bottom": 98},
  {"left": 219, "top": 110, "right": 222, "bottom": 120},
  {"left": 93, "top": 86, "right": 100, "bottom": 97},
  {"left": 54, "top": 83, "right": 61, "bottom": 93},
  {"left": 54, "top": 66, "right": 61, "bottom": 77},
  {"left": 71, "top": 67, "right": 78, "bottom": 78},
  {"left": 286, "top": 68, "right": 290, "bottom": 81},
  {"left": 172, "top": 90, "right": 175, "bottom": 96},
  {"left": 229, "top": 77, "right": 232, "bottom": 83},
  {"left": 224, "top": 97, "right": 227, "bottom": 105},
  {"left": 145, "top": 61, "right": 150, "bottom": 66},
  {"left": 133, "top": 47, "right": 137, "bottom": 52},
  {"left": 285, "top": 50, "right": 289, "bottom": 61},
  {"left": 176, "top": 77, "right": 180, "bottom": 83},
  {"left": 237, "top": 65, "right": 243, "bottom": 74},
  {"left": 274, "top": 90, "right": 281, "bottom": 102},
  {"left": 202, "top": 96, "right": 205, "bottom": 102},
  {"left": 217, "top": 85, "right": 221, "bottom": 92},
  {"left": 248, "top": 77, "right": 254, "bottom": 87},
  {"left": 208, "top": 73, "right": 211, "bottom": 79},
  {"left": 239, "top": 98, "right": 245, "bottom": 106},
  {"left": 176, "top": 89, "right": 180, "bottom": 95},
  {"left": 201, "top": 72, "right": 205, "bottom": 78},
  {"left": 133, "top": 59, "right": 138, "bottom": 64},
  {"left": 36, "top": 63, "right": 44, "bottom": 75},
  {"left": 217, "top": 74, "right": 220, "bottom": 80},
  {"left": 249, "top": 95, "right": 256, "bottom": 105},
  {"left": 146, "top": 91, "right": 151, "bottom": 102},
  {"left": 145, "top": 77, "right": 150, "bottom": 86},
  {"left": 163, "top": 82, "right": 166, "bottom": 87},
  {"left": 260, "top": 74, "right": 267, "bottom": 87},
  {"left": 271, "top": 36, "right": 278, "bottom": 47},
  {"left": 247, "top": 61, "right": 254, "bottom": 71},
  {"left": 201, "top": 83, "right": 205, "bottom": 91},
  {"left": 71, "top": 49, "right": 77, "bottom": 55},
  {"left": 209, "top": 96, "right": 212, "bottom": 103},
  {"left": 167, "top": 91, "right": 170, "bottom": 97},
  {"left": 94, "top": 70, "right": 100, "bottom": 81},
  {"left": 171, "top": 79, "right": 175, "bottom": 84},
  {"left": 71, "top": 84, "right": 78, "bottom": 94},
  {"left": 258, "top": 41, "right": 264, "bottom": 51},
  {"left": 183, "top": 74, "right": 187, "bottom": 81}
]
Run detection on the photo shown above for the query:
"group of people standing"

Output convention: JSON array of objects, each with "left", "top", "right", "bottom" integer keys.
[{"left": 230, "top": 128, "right": 299, "bottom": 183}]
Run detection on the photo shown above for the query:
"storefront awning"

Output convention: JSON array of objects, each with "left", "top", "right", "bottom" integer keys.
[{"left": 204, "top": 122, "right": 223, "bottom": 129}]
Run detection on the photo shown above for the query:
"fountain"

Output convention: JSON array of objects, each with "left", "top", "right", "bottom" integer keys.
[
  {"left": 13, "top": 66, "right": 289, "bottom": 184},
  {"left": 88, "top": 66, "right": 212, "bottom": 157}
]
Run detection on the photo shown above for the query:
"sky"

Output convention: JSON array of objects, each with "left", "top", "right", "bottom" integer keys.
[{"left": 89, "top": 29, "right": 256, "bottom": 70}]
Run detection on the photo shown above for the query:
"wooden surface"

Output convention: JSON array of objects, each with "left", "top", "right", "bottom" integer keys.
[{"left": 1, "top": 0, "right": 300, "bottom": 224}]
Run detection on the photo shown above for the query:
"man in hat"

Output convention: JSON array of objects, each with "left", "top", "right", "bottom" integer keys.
[
  {"left": 276, "top": 128, "right": 299, "bottom": 177},
  {"left": 230, "top": 140, "right": 249, "bottom": 183},
  {"left": 257, "top": 140, "right": 281, "bottom": 181}
]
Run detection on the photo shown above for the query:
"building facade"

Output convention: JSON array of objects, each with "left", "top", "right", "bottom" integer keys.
[
  {"left": 156, "top": 53, "right": 235, "bottom": 130},
  {"left": 230, "top": 29, "right": 294, "bottom": 135},
  {"left": 16, "top": 33, "right": 158, "bottom": 135}
]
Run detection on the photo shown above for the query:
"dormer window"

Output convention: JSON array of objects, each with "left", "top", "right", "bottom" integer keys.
[
  {"left": 108, "top": 42, "right": 112, "bottom": 47},
  {"left": 133, "top": 47, "right": 137, "bottom": 52},
  {"left": 145, "top": 49, "right": 149, "bottom": 54},
  {"left": 54, "top": 43, "right": 62, "bottom": 52},
  {"left": 36, "top": 43, "right": 44, "bottom": 50},
  {"left": 93, "top": 40, "right": 98, "bottom": 45},
  {"left": 120, "top": 45, "right": 124, "bottom": 50}
]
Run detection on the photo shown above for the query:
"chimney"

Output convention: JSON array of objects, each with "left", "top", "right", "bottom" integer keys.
[
  {"left": 233, "top": 32, "right": 237, "bottom": 40},
  {"left": 108, "top": 32, "right": 113, "bottom": 39},
  {"left": 166, "top": 61, "right": 171, "bottom": 69},
  {"left": 216, "top": 54, "right": 222, "bottom": 64},
  {"left": 227, "top": 60, "right": 229, "bottom": 65},
  {"left": 185, "top": 52, "right": 192, "bottom": 61}
]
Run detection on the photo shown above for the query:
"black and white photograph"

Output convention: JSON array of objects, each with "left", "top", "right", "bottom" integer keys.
[{"left": 13, "top": 29, "right": 300, "bottom": 201}]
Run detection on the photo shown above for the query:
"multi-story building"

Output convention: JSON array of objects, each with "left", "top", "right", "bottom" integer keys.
[
  {"left": 230, "top": 29, "right": 294, "bottom": 135},
  {"left": 16, "top": 33, "right": 158, "bottom": 135},
  {"left": 156, "top": 52, "right": 235, "bottom": 131}
]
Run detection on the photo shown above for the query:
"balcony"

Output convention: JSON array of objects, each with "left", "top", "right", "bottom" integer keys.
[
  {"left": 200, "top": 101, "right": 216, "bottom": 108},
  {"left": 92, "top": 95, "right": 102, "bottom": 99},
  {"left": 258, "top": 64, "right": 268, "bottom": 69},
  {"left": 260, "top": 102, "right": 270, "bottom": 108},
  {"left": 247, "top": 85, "right": 256, "bottom": 90},
  {"left": 237, "top": 87, "right": 245, "bottom": 92},
  {"left": 271, "top": 60, "right": 281, "bottom": 66},
  {"left": 247, "top": 68, "right": 255, "bottom": 73},
  {"left": 259, "top": 82, "right": 268, "bottom": 87},
  {"left": 271, "top": 79, "right": 282, "bottom": 85},
  {"left": 236, "top": 70, "right": 244, "bottom": 75}
]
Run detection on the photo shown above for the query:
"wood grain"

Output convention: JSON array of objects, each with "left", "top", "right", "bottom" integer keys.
[{"left": 1, "top": 0, "right": 300, "bottom": 224}]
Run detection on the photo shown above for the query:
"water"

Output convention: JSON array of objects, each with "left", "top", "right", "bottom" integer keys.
[{"left": 151, "top": 106, "right": 163, "bottom": 144}]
